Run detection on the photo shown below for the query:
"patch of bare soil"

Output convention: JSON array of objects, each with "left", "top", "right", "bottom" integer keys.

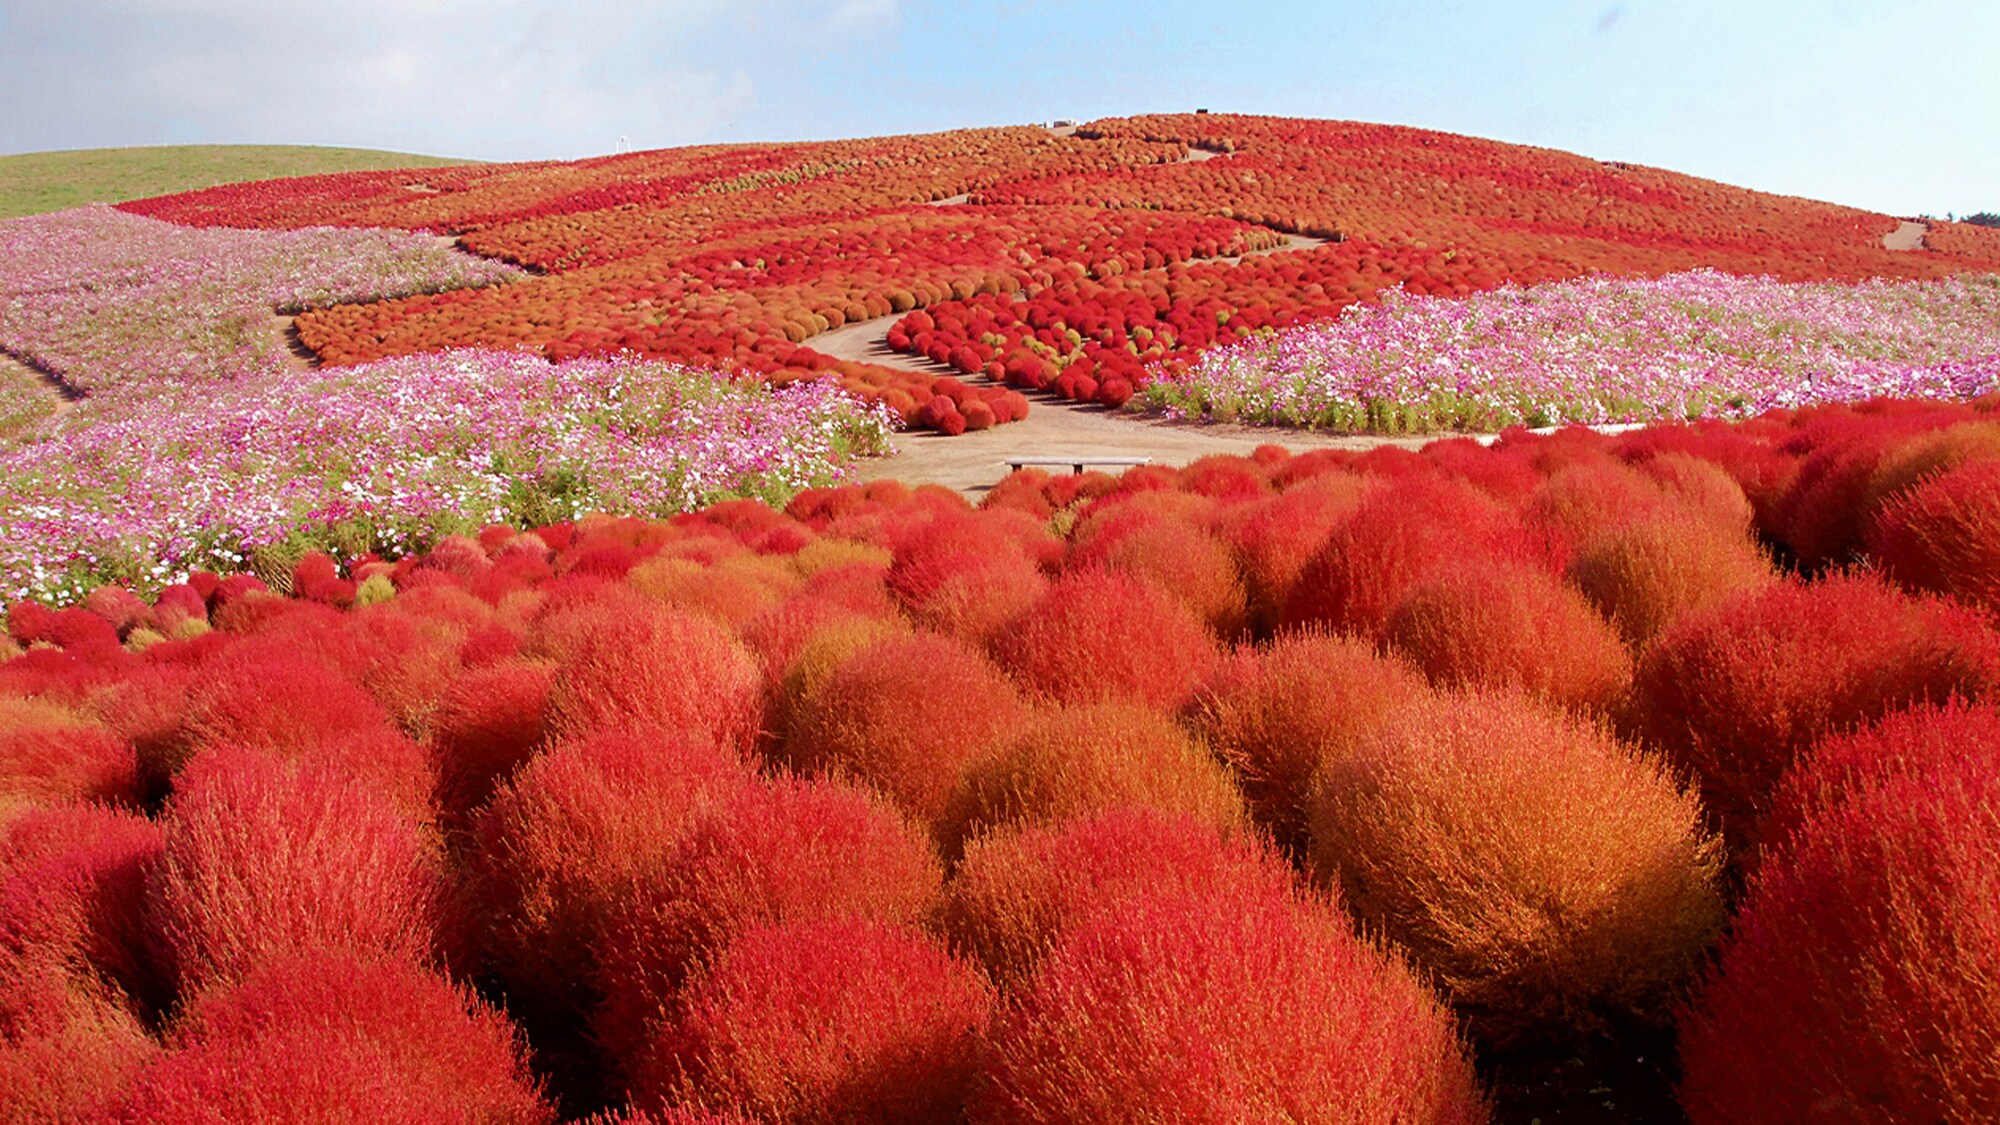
[
  {"left": 1883, "top": 219, "right": 1928, "bottom": 251},
  {"left": 0, "top": 345, "right": 79, "bottom": 417},
  {"left": 269, "top": 315, "right": 318, "bottom": 371}
]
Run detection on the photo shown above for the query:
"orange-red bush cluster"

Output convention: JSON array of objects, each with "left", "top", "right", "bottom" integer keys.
[{"left": 7, "top": 396, "right": 2000, "bottom": 1117}]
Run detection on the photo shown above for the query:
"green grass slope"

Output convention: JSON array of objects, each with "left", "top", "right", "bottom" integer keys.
[{"left": 0, "top": 144, "right": 476, "bottom": 219}]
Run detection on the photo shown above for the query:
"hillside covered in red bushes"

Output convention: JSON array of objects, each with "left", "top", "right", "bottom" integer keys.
[{"left": 117, "top": 115, "right": 2000, "bottom": 424}]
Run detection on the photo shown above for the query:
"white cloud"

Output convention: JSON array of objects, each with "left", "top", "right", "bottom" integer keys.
[{"left": 0, "top": 0, "right": 899, "bottom": 158}]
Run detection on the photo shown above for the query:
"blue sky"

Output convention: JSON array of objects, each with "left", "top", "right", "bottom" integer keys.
[{"left": 1, "top": 1, "right": 1993, "bottom": 218}]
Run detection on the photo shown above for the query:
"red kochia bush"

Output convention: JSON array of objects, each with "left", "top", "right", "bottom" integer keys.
[
  {"left": 1283, "top": 474, "right": 1548, "bottom": 637},
  {"left": 0, "top": 968, "right": 155, "bottom": 1124},
  {"left": 593, "top": 775, "right": 945, "bottom": 1070},
  {"left": 1193, "top": 629, "right": 1429, "bottom": 848},
  {"left": 106, "top": 950, "right": 554, "bottom": 1124},
  {"left": 939, "top": 701, "right": 1246, "bottom": 858},
  {"left": 535, "top": 586, "right": 763, "bottom": 752},
  {"left": 1, "top": 804, "right": 163, "bottom": 1015},
  {"left": 428, "top": 658, "right": 556, "bottom": 819},
  {"left": 1308, "top": 690, "right": 1724, "bottom": 1042},
  {"left": 178, "top": 643, "right": 432, "bottom": 811},
  {"left": 1763, "top": 699, "right": 2000, "bottom": 863},
  {"left": 471, "top": 729, "right": 749, "bottom": 1017},
  {"left": 148, "top": 746, "right": 444, "bottom": 997},
  {"left": 1867, "top": 456, "right": 2000, "bottom": 613},
  {"left": 782, "top": 632, "right": 1026, "bottom": 825},
  {"left": 886, "top": 529, "right": 1048, "bottom": 645},
  {"left": 0, "top": 697, "right": 140, "bottom": 809},
  {"left": 1215, "top": 472, "right": 1375, "bottom": 635},
  {"left": 1629, "top": 573, "right": 2000, "bottom": 854},
  {"left": 1384, "top": 559, "right": 1632, "bottom": 713},
  {"left": 579, "top": 1110, "right": 748, "bottom": 1125},
  {"left": 942, "top": 808, "right": 1296, "bottom": 983},
  {"left": 1677, "top": 750, "right": 2000, "bottom": 1123},
  {"left": 1069, "top": 514, "right": 1247, "bottom": 637},
  {"left": 630, "top": 919, "right": 992, "bottom": 1124},
  {"left": 993, "top": 567, "right": 1218, "bottom": 711},
  {"left": 970, "top": 889, "right": 1488, "bottom": 1125},
  {"left": 1566, "top": 509, "right": 1774, "bottom": 647}
]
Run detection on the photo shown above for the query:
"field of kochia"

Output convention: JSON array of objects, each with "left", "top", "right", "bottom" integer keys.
[
  {"left": 4, "top": 112, "right": 2000, "bottom": 1123},
  {"left": 6, "top": 397, "right": 1999, "bottom": 1121},
  {"left": 117, "top": 113, "right": 2000, "bottom": 424}
]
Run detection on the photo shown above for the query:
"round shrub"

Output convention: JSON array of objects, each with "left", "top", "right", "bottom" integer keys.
[
  {"left": 942, "top": 808, "right": 1295, "bottom": 984},
  {"left": 0, "top": 967, "right": 155, "bottom": 1124},
  {"left": 86, "top": 662, "right": 197, "bottom": 791},
  {"left": 628, "top": 554, "right": 796, "bottom": 629},
  {"left": 1069, "top": 516, "right": 1247, "bottom": 638},
  {"left": 1, "top": 803, "right": 163, "bottom": 1014},
  {"left": 1637, "top": 451, "right": 1755, "bottom": 533},
  {"left": 1524, "top": 460, "right": 1666, "bottom": 543},
  {"left": 993, "top": 568, "right": 1218, "bottom": 711},
  {"left": 578, "top": 1109, "right": 749, "bottom": 1125},
  {"left": 1307, "top": 690, "right": 1724, "bottom": 1043},
  {"left": 740, "top": 584, "right": 888, "bottom": 682},
  {"left": 762, "top": 612, "right": 910, "bottom": 749},
  {"left": 149, "top": 745, "right": 445, "bottom": 998},
  {"left": 1867, "top": 456, "right": 2000, "bottom": 613},
  {"left": 179, "top": 643, "right": 432, "bottom": 811},
  {"left": 887, "top": 536, "right": 1048, "bottom": 646},
  {"left": 1677, "top": 751, "right": 1999, "bottom": 1123},
  {"left": 535, "top": 587, "right": 763, "bottom": 752},
  {"left": 783, "top": 631, "right": 1026, "bottom": 825},
  {"left": 1193, "top": 629, "right": 1429, "bottom": 849},
  {"left": 593, "top": 775, "right": 945, "bottom": 1069},
  {"left": 939, "top": 702, "right": 1246, "bottom": 858},
  {"left": 428, "top": 659, "right": 556, "bottom": 819},
  {"left": 1567, "top": 509, "right": 1774, "bottom": 647},
  {"left": 0, "top": 697, "right": 139, "bottom": 809},
  {"left": 630, "top": 919, "right": 992, "bottom": 1124},
  {"left": 1773, "top": 411, "right": 1959, "bottom": 567},
  {"left": 106, "top": 950, "right": 554, "bottom": 1124},
  {"left": 1629, "top": 573, "right": 2000, "bottom": 854},
  {"left": 1283, "top": 475, "right": 1547, "bottom": 638},
  {"left": 1764, "top": 699, "right": 2000, "bottom": 861},
  {"left": 1384, "top": 559, "right": 1632, "bottom": 713},
  {"left": 470, "top": 729, "right": 749, "bottom": 1017},
  {"left": 970, "top": 889, "right": 1487, "bottom": 1125},
  {"left": 1215, "top": 472, "right": 1375, "bottom": 635}
]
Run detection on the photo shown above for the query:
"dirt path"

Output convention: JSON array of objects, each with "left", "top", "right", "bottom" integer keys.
[
  {"left": 850, "top": 401, "right": 1432, "bottom": 494},
  {"left": 813, "top": 302, "right": 1432, "bottom": 497},
  {"left": 270, "top": 314, "right": 318, "bottom": 371},
  {"left": 809, "top": 231, "right": 1380, "bottom": 493},
  {"left": 0, "top": 345, "right": 79, "bottom": 418},
  {"left": 1884, "top": 220, "right": 1928, "bottom": 251}
]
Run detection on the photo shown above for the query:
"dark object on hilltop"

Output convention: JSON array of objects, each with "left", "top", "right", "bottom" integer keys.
[{"left": 1966, "top": 212, "right": 2000, "bottom": 229}]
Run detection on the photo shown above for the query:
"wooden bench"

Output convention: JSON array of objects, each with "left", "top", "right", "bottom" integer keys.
[{"left": 1003, "top": 456, "right": 1152, "bottom": 476}]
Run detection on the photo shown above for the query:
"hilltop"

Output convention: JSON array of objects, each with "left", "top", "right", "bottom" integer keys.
[{"left": 0, "top": 144, "right": 474, "bottom": 219}]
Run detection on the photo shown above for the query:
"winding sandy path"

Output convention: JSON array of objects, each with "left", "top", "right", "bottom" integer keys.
[
  {"left": 270, "top": 314, "right": 318, "bottom": 372},
  {"left": 810, "top": 231, "right": 1376, "bottom": 493},
  {"left": 850, "top": 402, "right": 1430, "bottom": 494},
  {"left": 0, "top": 345, "right": 78, "bottom": 420},
  {"left": 1884, "top": 220, "right": 1928, "bottom": 251}
]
